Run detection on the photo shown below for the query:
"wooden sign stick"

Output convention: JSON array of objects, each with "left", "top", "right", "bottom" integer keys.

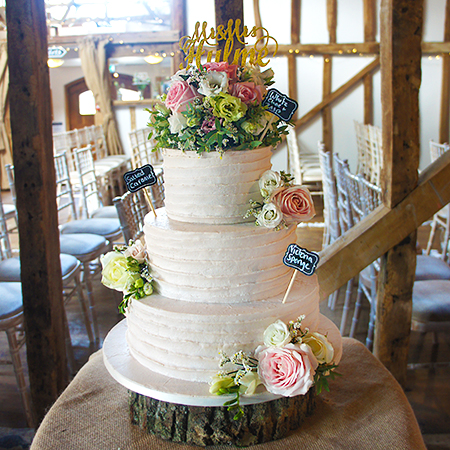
[
  {"left": 282, "top": 269, "right": 298, "bottom": 304},
  {"left": 259, "top": 115, "right": 275, "bottom": 142},
  {"left": 143, "top": 188, "right": 157, "bottom": 218}
]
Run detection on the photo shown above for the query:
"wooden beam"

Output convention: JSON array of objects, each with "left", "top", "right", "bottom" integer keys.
[
  {"left": 363, "top": 0, "right": 377, "bottom": 42},
  {"left": 6, "top": 0, "right": 68, "bottom": 425},
  {"left": 288, "top": 0, "right": 301, "bottom": 122},
  {"left": 327, "top": 0, "right": 337, "bottom": 44},
  {"left": 439, "top": 0, "right": 450, "bottom": 144},
  {"left": 363, "top": 0, "right": 376, "bottom": 124},
  {"left": 214, "top": 0, "right": 244, "bottom": 60},
  {"left": 322, "top": 57, "right": 333, "bottom": 151},
  {"left": 253, "top": 0, "right": 263, "bottom": 39},
  {"left": 294, "top": 58, "right": 380, "bottom": 129},
  {"left": 322, "top": 0, "right": 336, "bottom": 150},
  {"left": 171, "top": 0, "right": 186, "bottom": 72},
  {"left": 317, "top": 149, "right": 450, "bottom": 300}
]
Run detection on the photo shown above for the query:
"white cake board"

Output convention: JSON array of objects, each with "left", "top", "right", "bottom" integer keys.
[{"left": 103, "top": 319, "right": 282, "bottom": 407}]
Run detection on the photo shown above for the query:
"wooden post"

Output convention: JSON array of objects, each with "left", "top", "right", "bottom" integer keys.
[
  {"left": 6, "top": 0, "right": 68, "bottom": 424},
  {"left": 363, "top": 0, "right": 376, "bottom": 124},
  {"left": 288, "top": 0, "right": 301, "bottom": 123},
  {"left": 375, "top": 0, "right": 423, "bottom": 385},
  {"left": 172, "top": 0, "right": 186, "bottom": 70},
  {"left": 322, "top": 0, "right": 336, "bottom": 151},
  {"left": 215, "top": 0, "right": 244, "bottom": 61},
  {"left": 439, "top": 0, "right": 450, "bottom": 144}
]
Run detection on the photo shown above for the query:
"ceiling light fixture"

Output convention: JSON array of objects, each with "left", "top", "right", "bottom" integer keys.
[
  {"left": 47, "top": 58, "right": 64, "bottom": 68},
  {"left": 144, "top": 53, "right": 164, "bottom": 64}
]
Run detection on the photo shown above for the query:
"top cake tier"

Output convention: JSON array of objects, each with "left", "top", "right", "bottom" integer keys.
[{"left": 162, "top": 147, "right": 272, "bottom": 225}]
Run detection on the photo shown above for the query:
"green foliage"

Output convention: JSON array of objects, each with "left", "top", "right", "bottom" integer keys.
[{"left": 314, "top": 363, "right": 341, "bottom": 395}]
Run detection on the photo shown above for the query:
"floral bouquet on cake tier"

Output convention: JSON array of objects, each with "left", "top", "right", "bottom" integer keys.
[{"left": 147, "top": 61, "right": 289, "bottom": 153}]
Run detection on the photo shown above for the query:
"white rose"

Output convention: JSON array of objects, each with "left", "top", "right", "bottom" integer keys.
[
  {"left": 198, "top": 71, "right": 228, "bottom": 97},
  {"left": 168, "top": 112, "right": 187, "bottom": 134},
  {"left": 302, "top": 332, "right": 334, "bottom": 364},
  {"left": 263, "top": 319, "right": 291, "bottom": 347},
  {"left": 123, "top": 239, "right": 147, "bottom": 263},
  {"left": 239, "top": 371, "right": 262, "bottom": 395},
  {"left": 100, "top": 251, "right": 129, "bottom": 292},
  {"left": 259, "top": 170, "right": 283, "bottom": 198},
  {"left": 256, "top": 203, "right": 283, "bottom": 229}
]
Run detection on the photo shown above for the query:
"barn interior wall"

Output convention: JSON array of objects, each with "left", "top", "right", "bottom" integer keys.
[{"left": 48, "top": 0, "right": 447, "bottom": 172}]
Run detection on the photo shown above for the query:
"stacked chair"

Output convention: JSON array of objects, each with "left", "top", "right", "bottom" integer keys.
[
  {"left": 7, "top": 158, "right": 119, "bottom": 343},
  {"left": 128, "top": 127, "right": 163, "bottom": 170},
  {"left": 73, "top": 145, "right": 119, "bottom": 219},
  {"left": 319, "top": 142, "right": 450, "bottom": 353},
  {"left": 113, "top": 169, "right": 165, "bottom": 243},
  {"left": 0, "top": 190, "right": 92, "bottom": 426},
  {"left": 53, "top": 125, "right": 130, "bottom": 204},
  {"left": 286, "top": 128, "right": 323, "bottom": 197}
]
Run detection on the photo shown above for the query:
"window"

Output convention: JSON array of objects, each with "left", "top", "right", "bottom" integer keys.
[{"left": 79, "top": 90, "right": 96, "bottom": 116}]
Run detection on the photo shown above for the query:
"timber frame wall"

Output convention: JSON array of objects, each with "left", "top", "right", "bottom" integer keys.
[
  {"left": 257, "top": 0, "right": 450, "bottom": 151},
  {"left": 5, "top": 0, "right": 450, "bottom": 425}
]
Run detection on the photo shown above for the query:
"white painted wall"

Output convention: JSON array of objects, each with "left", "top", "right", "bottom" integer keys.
[{"left": 49, "top": 0, "right": 447, "bottom": 172}]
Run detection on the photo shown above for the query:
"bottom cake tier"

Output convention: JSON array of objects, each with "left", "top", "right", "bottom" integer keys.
[{"left": 124, "top": 273, "right": 342, "bottom": 384}]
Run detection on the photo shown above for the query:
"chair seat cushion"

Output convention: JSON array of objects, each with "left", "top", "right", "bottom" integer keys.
[
  {"left": 91, "top": 206, "right": 118, "bottom": 219},
  {"left": 412, "top": 280, "right": 450, "bottom": 322},
  {"left": 0, "top": 254, "right": 79, "bottom": 282},
  {"left": 60, "top": 218, "right": 121, "bottom": 239},
  {"left": 60, "top": 233, "right": 109, "bottom": 261},
  {"left": 0, "top": 282, "right": 23, "bottom": 318},
  {"left": 415, "top": 255, "right": 450, "bottom": 281}
]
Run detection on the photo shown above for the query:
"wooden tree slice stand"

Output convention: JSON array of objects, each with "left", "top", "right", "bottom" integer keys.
[
  {"left": 129, "top": 389, "right": 316, "bottom": 447},
  {"left": 104, "top": 320, "right": 317, "bottom": 447}
]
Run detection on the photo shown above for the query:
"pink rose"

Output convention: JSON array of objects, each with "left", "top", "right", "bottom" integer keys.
[
  {"left": 230, "top": 82, "right": 265, "bottom": 105},
  {"left": 270, "top": 186, "right": 315, "bottom": 223},
  {"left": 165, "top": 80, "right": 201, "bottom": 112},
  {"left": 203, "top": 62, "right": 238, "bottom": 81},
  {"left": 256, "top": 344, "right": 318, "bottom": 397}
]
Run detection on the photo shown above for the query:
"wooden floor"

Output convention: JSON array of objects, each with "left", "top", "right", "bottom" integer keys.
[{"left": 0, "top": 194, "right": 449, "bottom": 449}]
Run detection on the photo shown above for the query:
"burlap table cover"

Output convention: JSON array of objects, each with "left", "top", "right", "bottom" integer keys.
[{"left": 31, "top": 338, "right": 426, "bottom": 450}]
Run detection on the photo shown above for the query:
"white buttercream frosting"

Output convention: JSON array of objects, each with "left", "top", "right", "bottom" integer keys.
[
  {"left": 143, "top": 209, "right": 298, "bottom": 303},
  {"left": 126, "top": 274, "right": 320, "bottom": 382},
  {"left": 162, "top": 147, "right": 272, "bottom": 224},
  {"left": 124, "top": 147, "right": 342, "bottom": 388}
]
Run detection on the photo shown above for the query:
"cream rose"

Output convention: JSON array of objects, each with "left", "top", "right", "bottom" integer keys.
[
  {"left": 259, "top": 170, "right": 283, "bottom": 198},
  {"left": 256, "top": 343, "right": 318, "bottom": 397},
  {"left": 256, "top": 203, "right": 283, "bottom": 229},
  {"left": 168, "top": 112, "right": 187, "bottom": 134},
  {"left": 123, "top": 239, "right": 147, "bottom": 263},
  {"left": 100, "top": 252, "right": 130, "bottom": 292},
  {"left": 271, "top": 186, "right": 315, "bottom": 223},
  {"left": 263, "top": 320, "right": 291, "bottom": 347},
  {"left": 302, "top": 332, "right": 334, "bottom": 364}
]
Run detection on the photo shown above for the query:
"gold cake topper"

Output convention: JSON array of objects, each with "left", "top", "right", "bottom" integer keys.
[{"left": 179, "top": 20, "right": 278, "bottom": 70}]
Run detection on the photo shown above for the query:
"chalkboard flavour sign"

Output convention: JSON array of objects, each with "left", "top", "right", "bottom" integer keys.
[
  {"left": 283, "top": 244, "right": 319, "bottom": 276},
  {"left": 262, "top": 88, "right": 299, "bottom": 122},
  {"left": 123, "top": 164, "right": 157, "bottom": 193}
]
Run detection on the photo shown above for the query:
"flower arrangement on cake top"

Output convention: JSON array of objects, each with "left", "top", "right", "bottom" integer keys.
[
  {"left": 210, "top": 315, "right": 339, "bottom": 420},
  {"left": 100, "top": 240, "right": 153, "bottom": 314},
  {"left": 147, "top": 61, "right": 290, "bottom": 153},
  {"left": 245, "top": 169, "right": 316, "bottom": 230}
]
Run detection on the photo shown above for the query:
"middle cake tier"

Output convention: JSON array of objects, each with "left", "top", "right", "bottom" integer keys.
[{"left": 144, "top": 208, "right": 298, "bottom": 303}]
